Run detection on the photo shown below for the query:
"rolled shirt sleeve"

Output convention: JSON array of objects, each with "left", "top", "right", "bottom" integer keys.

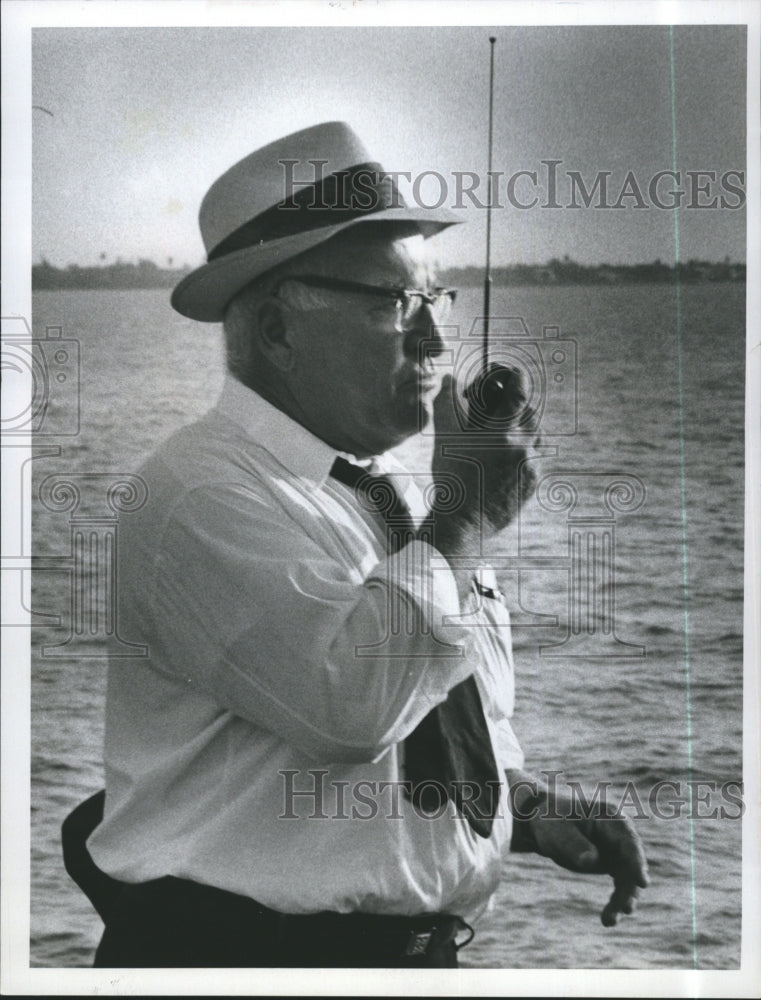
[{"left": 139, "top": 482, "right": 482, "bottom": 763}]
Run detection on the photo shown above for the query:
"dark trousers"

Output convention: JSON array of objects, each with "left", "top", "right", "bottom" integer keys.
[
  {"left": 64, "top": 792, "right": 466, "bottom": 968},
  {"left": 93, "top": 875, "right": 463, "bottom": 968}
]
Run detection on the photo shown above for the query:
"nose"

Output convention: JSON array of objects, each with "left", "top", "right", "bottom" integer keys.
[{"left": 403, "top": 301, "right": 445, "bottom": 360}]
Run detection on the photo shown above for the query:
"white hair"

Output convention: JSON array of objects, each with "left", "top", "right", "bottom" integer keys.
[
  {"left": 222, "top": 267, "right": 330, "bottom": 384},
  {"left": 222, "top": 225, "right": 429, "bottom": 385}
]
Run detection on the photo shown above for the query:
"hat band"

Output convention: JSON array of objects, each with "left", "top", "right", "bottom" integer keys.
[{"left": 207, "top": 163, "right": 407, "bottom": 262}]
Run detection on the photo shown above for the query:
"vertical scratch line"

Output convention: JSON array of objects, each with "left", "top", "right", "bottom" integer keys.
[{"left": 669, "top": 24, "right": 698, "bottom": 968}]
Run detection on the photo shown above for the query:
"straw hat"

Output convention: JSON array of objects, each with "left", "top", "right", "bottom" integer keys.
[{"left": 171, "top": 121, "right": 462, "bottom": 322}]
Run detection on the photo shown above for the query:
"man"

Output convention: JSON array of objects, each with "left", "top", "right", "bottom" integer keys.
[{"left": 63, "top": 122, "right": 648, "bottom": 968}]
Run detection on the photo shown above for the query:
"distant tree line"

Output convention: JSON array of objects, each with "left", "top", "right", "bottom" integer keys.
[
  {"left": 440, "top": 256, "right": 746, "bottom": 287},
  {"left": 32, "top": 258, "right": 192, "bottom": 290},
  {"left": 32, "top": 255, "right": 745, "bottom": 290}
]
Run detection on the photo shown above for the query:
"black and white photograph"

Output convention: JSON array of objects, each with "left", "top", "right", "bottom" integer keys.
[{"left": 2, "top": 0, "right": 759, "bottom": 994}]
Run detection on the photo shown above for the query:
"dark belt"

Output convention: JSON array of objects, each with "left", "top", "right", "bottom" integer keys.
[
  {"left": 93, "top": 874, "right": 472, "bottom": 967},
  {"left": 62, "top": 791, "right": 474, "bottom": 967}
]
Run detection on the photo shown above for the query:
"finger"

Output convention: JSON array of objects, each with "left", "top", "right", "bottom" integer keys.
[
  {"left": 601, "top": 896, "right": 619, "bottom": 927},
  {"left": 591, "top": 816, "right": 650, "bottom": 889},
  {"left": 514, "top": 407, "right": 543, "bottom": 466},
  {"left": 522, "top": 406, "right": 543, "bottom": 445},
  {"left": 434, "top": 371, "right": 453, "bottom": 408},
  {"left": 432, "top": 373, "right": 461, "bottom": 435},
  {"left": 601, "top": 882, "right": 640, "bottom": 927}
]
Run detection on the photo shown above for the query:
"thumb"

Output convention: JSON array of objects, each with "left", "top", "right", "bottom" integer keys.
[{"left": 433, "top": 372, "right": 462, "bottom": 435}]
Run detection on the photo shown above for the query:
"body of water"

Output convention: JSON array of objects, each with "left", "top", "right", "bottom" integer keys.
[{"left": 29, "top": 282, "right": 745, "bottom": 968}]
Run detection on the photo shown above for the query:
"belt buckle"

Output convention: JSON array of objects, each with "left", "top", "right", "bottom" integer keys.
[{"left": 404, "top": 928, "right": 434, "bottom": 957}]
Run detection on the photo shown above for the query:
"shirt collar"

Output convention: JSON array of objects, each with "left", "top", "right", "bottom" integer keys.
[{"left": 214, "top": 375, "right": 339, "bottom": 488}]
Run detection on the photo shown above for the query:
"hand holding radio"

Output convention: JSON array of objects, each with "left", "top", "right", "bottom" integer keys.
[{"left": 429, "top": 367, "right": 540, "bottom": 544}]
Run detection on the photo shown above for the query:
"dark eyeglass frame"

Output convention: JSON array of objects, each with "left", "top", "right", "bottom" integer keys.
[{"left": 273, "top": 274, "right": 457, "bottom": 325}]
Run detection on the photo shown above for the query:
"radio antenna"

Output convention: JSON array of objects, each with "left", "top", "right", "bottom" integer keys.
[{"left": 483, "top": 36, "right": 496, "bottom": 377}]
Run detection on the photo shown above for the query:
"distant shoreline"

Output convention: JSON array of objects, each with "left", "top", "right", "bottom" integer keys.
[{"left": 32, "top": 257, "right": 746, "bottom": 291}]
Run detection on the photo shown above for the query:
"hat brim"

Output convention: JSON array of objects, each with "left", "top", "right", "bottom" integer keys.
[{"left": 171, "top": 207, "right": 463, "bottom": 322}]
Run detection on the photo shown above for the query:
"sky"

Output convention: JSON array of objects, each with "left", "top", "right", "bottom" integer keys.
[{"left": 30, "top": 21, "right": 747, "bottom": 270}]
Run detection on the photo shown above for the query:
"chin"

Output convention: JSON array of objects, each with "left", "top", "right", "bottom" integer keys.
[
  {"left": 368, "top": 422, "right": 417, "bottom": 456},
  {"left": 393, "top": 414, "right": 430, "bottom": 450},
  {"left": 363, "top": 399, "right": 431, "bottom": 455}
]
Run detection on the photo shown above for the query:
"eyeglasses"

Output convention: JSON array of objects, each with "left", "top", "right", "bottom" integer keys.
[{"left": 274, "top": 274, "right": 457, "bottom": 328}]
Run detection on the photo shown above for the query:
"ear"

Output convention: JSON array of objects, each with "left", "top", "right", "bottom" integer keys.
[{"left": 253, "top": 297, "right": 295, "bottom": 372}]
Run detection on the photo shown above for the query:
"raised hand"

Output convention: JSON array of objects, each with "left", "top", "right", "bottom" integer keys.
[{"left": 430, "top": 370, "right": 541, "bottom": 538}]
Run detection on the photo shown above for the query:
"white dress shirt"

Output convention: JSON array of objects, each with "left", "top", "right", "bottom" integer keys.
[{"left": 88, "top": 375, "right": 523, "bottom": 922}]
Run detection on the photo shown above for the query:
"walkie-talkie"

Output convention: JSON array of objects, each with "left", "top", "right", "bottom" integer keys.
[
  {"left": 467, "top": 39, "right": 523, "bottom": 430},
  {"left": 464, "top": 361, "right": 525, "bottom": 429},
  {"left": 459, "top": 39, "right": 527, "bottom": 432}
]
